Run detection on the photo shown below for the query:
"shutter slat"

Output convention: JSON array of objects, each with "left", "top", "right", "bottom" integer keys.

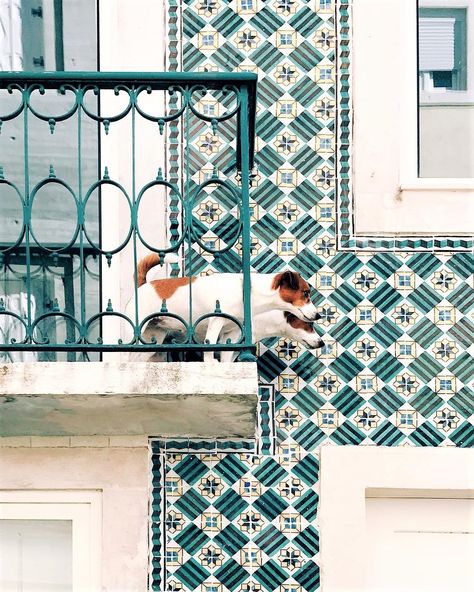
[{"left": 419, "top": 17, "right": 455, "bottom": 71}]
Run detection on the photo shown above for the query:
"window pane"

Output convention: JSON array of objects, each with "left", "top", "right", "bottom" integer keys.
[
  {"left": 0, "top": 519, "right": 72, "bottom": 591},
  {"left": 0, "top": 0, "right": 99, "bottom": 361},
  {"left": 418, "top": 0, "right": 474, "bottom": 177}
]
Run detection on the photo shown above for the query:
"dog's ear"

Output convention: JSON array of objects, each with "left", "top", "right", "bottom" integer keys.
[{"left": 273, "top": 270, "right": 300, "bottom": 291}]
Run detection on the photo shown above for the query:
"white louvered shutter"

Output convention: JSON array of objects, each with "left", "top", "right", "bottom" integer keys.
[
  {"left": 0, "top": 0, "right": 22, "bottom": 70},
  {"left": 419, "top": 17, "right": 455, "bottom": 71}
]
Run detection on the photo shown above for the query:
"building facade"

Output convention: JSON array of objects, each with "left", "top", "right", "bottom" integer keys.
[{"left": 1, "top": 0, "right": 473, "bottom": 591}]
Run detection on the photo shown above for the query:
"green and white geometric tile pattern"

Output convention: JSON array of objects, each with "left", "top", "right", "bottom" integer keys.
[
  {"left": 151, "top": 0, "right": 474, "bottom": 589},
  {"left": 152, "top": 443, "right": 320, "bottom": 592}
]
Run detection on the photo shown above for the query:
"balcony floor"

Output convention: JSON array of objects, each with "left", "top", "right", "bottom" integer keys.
[{"left": 0, "top": 362, "right": 258, "bottom": 438}]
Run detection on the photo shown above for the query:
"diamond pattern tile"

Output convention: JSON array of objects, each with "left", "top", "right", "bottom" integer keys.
[{"left": 151, "top": 1, "right": 474, "bottom": 589}]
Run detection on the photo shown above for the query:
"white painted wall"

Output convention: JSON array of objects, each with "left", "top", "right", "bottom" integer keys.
[{"left": 99, "top": 0, "right": 172, "bottom": 345}]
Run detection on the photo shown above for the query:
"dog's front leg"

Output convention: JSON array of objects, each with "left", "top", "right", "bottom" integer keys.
[
  {"left": 203, "top": 317, "right": 226, "bottom": 363},
  {"left": 219, "top": 327, "right": 241, "bottom": 363}
]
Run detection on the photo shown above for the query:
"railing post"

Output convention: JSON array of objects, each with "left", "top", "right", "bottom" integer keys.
[{"left": 238, "top": 84, "right": 256, "bottom": 362}]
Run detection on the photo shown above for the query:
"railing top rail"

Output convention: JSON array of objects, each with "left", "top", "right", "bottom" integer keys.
[
  {"left": 0, "top": 70, "right": 258, "bottom": 170},
  {"left": 0, "top": 71, "right": 258, "bottom": 85}
]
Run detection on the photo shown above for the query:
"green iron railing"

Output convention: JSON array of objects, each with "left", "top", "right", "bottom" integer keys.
[{"left": 0, "top": 72, "right": 257, "bottom": 361}]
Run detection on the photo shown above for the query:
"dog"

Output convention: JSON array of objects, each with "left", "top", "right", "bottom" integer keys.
[{"left": 124, "top": 253, "right": 320, "bottom": 357}]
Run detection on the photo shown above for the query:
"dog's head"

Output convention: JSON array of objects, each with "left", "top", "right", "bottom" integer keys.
[
  {"left": 272, "top": 271, "right": 320, "bottom": 322},
  {"left": 284, "top": 312, "right": 324, "bottom": 349}
]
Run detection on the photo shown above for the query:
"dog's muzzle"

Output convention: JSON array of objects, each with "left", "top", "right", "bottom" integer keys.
[
  {"left": 305, "top": 339, "right": 325, "bottom": 349},
  {"left": 301, "top": 311, "right": 320, "bottom": 322}
]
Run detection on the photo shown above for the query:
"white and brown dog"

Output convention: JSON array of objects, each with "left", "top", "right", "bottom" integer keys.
[{"left": 125, "top": 253, "right": 321, "bottom": 356}]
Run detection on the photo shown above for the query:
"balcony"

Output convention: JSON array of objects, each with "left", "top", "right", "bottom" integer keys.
[{"left": 0, "top": 72, "right": 258, "bottom": 438}]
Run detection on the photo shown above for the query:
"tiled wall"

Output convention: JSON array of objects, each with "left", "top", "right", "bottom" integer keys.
[{"left": 151, "top": 1, "right": 474, "bottom": 590}]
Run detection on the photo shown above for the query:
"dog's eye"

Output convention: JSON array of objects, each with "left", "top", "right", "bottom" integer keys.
[{"left": 303, "top": 290, "right": 310, "bottom": 298}]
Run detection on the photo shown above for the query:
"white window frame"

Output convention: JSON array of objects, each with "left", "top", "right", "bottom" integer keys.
[
  {"left": 0, "top": 490, "right": 102, "bottom": 592},
  {"left": 352, "top": 0, "right": 474, "bottom": 236},
  {"left": 318, "top": 446, "right": 474, "bottom": 591}
]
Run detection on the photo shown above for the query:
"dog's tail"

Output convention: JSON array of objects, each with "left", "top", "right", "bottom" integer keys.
[{"left": 136, "top": 252, "right": 180, "bottom": 287}]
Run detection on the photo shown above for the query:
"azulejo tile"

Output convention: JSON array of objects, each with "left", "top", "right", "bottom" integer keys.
[{"left": 153, "top": 0, "right": 474, "bottom": 589}]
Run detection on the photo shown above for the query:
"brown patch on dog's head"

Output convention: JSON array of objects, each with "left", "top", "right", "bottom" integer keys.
[
  {"left": 151, "top": 276, "right": 196, "bottom": 300},
  {"left": 284, "top": 311, "right": 316, "bottom": 333},
  {"left": 272, "top": 271, "right": 312, "bottom": 307}
]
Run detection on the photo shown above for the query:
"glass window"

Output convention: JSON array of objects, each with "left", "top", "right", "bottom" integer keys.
[
  {"left": 418, "top": 0, "right": 474, "bottom": 177},
  {"left": 0, "top": 519, "right": 72, "bottom": 592},
  {"left": 0, "top": 0, "right": 99, "bottom": 361},
  {"left": 0, "top": 492, "right": 100, "bottom": 591}
]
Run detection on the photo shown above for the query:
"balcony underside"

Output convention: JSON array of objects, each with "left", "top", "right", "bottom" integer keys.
[{"left": 0, "top": 362, "right": 258, "bottom": 438}]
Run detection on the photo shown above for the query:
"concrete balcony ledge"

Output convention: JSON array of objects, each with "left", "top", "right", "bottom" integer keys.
[{"left": 0, "top": 362, "right": 258, "bottom": 438}]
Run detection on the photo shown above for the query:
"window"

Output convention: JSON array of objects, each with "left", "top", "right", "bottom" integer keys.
[
  {"left": 1, "top": 519, "right": 73, "bottom": 591},
  {"left": 349, "top": 0, "right": 474, "bottom": 239},
  {"left": 0, "top": 491, "right": 101, "bottom": 592},
  {"left": 419, "top": 9, "right": 467, "bottom": 91},
  {"left": 0, "top": 0, "right": 99, "bottom": 362},
  {"left": 1, "top": 0, "right": 171, "bottom": 358},
  {"left": 418, "top": 1, "right": 474, "bottom": 178}
]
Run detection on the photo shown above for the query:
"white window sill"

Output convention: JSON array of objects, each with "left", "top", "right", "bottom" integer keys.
[{"left": 400, "top": 179, "right": 474, "bottom": 191}]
